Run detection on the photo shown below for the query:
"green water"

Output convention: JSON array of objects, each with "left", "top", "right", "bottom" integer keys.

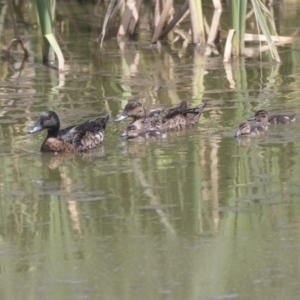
[{"left": 0, "top": 1, "right": 300, "bottom": 299}]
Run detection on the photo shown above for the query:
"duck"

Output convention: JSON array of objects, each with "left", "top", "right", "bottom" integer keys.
[
  {"left": 234, "top": 121, "right": 267, "bottom": 137},
  {"left": 28, "top": 111, "right": 109, "bottom": 152},
  {"left": 114, "top": 100, "right": 188, "bottom": 123},
  {"left": 248, "top": 109, "right": 296, "bottom": 124},
  {"left": 121, "top": 123, "right": 166, "bottom": 139},
  {"left": 115, "top": 101, "right": 207, "bottom": 137}
]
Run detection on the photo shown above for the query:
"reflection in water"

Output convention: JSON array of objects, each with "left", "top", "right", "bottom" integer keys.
[
  {"left": 1, "top": 2, "right": 300, "bottom": 299},
  {"left": 132, "top": 158, "right": 176, "bottom": 235},
  {"left": 235, "top": 135, "right": 252, "bottom": 148}
]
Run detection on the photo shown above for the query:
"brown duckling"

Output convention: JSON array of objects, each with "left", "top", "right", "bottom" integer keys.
[
  {"left": 248, "top": 109, "right": 296, "bottom": 124},
  {"left": 121, "top": 123, "right": 166, "bottom": 139},
  {"left": 28, "top": 111, "right": 109, "bottom": 152},
  {"left": 234, "top": 122, "right": 267, "bottom": 137}
]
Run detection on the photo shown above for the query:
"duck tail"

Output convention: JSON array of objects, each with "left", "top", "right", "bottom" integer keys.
[
  {"left": 186, "top": 101, "right": 207, "bottom": 115},
  {"left": 164, "top": 100, "right": 188, "bottom": 119},
  {"left": 96, "top": 114, "right": 110, "bottom": 129},
  {"left": 178, "top": 100, "right": 188, "bottom": 114},
  {"left": 185, "top": 102, "right": 207, "bottom": 124}
]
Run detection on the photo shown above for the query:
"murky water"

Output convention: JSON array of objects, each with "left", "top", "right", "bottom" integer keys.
[{"left": 1, "top": 1, "right": 300, "bottom": 299}]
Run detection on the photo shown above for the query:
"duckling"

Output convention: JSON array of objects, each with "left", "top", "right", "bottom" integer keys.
[
  {"left": 121, "top": 123, "right": 166, "bottom": 139},
  {"left": 234, "top": 122, "right": 267, "bottom": 137},
  {"left": 28, "top": 111, "right": 109, "bottom": 152},
  {"left": 248, "top": 109, "right": 296, "bottom": 124}
]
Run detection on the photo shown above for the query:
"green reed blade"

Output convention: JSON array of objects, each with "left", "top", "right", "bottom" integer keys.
[
  {"left": 34, "top": 0, "right": 65, "bottom": 70},
  {"left": 250, "top": 0, "right": 281, "bottom": 62},
  {"left": 229, "top": 0, "right": 247, "bottom": 56}
]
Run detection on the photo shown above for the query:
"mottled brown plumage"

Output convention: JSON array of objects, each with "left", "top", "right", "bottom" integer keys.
[
  {"left": 28, "top": 111, "right": 109, "bottom": 152},
  {"left": 118, "top": 101, "right": 207, "bottom": 138},
  {"left": 234, "top": 121, "right": 267, "bottom": 137},
  {"left": 121, "top": 124, "right": 166, "bottom": 139},
  {"left": 114, "top": 100, "right": 188, "bottom": 124}
]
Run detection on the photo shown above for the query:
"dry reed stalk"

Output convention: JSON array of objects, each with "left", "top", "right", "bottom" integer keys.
[
  {"left": 151, "top": 0, "right": 173, "bottom": 44},
  {"left": 118, "top": 0, "right": 139, "bottom": 37},
  {"left": 223, "top": 29, "right": 235, "bottom": 62},
  {"left": 158, "top": 0, "right": 189, "bottom": 40}
]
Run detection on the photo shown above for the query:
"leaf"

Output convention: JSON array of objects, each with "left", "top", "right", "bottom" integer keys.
[
  {"left": 250, "top": 0, "right": 281, "bottom": 62},
  {"left": 45, "top": 33, "right": 65, "bottom": 71}
]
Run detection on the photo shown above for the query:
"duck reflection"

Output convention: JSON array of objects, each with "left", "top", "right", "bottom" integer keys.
[
  {"left": 235, "top": 135, "right": 252, "bottom": 148},
  {"left": 42, "top": 146, "right": 105, "bottom": 169}
]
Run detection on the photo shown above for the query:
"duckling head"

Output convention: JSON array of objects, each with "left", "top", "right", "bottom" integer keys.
[{"left": 235, "top": 122, "right": 251, "bottom": 137}]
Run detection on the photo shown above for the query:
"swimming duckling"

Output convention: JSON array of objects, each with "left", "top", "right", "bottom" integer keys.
[
  {"left": 121, "top": 123, "right": 166, "bottom": 139},
  {"left": 234, "top": 122, "right": 267, "bottom": 137},
  {"left": 248, "top": 109, "right": 296, "bottom": 124}
]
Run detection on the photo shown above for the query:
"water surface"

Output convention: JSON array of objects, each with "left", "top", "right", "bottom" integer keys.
[{"left": 1, "top": 1, "right": 300, "bottom": 299}]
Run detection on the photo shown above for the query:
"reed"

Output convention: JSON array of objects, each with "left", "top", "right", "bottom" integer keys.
[
  {"left": 250, "top": 0, "right": 280, "bottom": 62},
  {"left": 229, "top": 0, "right": 247, "bottom": 57},
  {"left": 35, "top": 0, "right": 65, "bottom": 71}
]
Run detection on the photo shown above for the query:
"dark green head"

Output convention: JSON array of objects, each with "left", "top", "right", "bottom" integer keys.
[{"left": 28, "top": 111, "right": 60, "bottom": 135}]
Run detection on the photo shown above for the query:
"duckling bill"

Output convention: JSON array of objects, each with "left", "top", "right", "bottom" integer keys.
[{"left": 28, "top": 111, "right": 109, "bottom": 152}]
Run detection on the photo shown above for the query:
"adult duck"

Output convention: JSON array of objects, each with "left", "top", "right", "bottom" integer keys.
[
  {"left": 114, "top": 100, "right": 188, "bottom": 123},
  {"left": 28, "top": 111, "right": 109, "bottom": 152},
  {"left": 116, "top": 101, "right": 207, "bottom": 136}
]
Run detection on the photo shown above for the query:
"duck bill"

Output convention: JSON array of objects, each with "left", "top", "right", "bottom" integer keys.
[
  {"left": 247, "top": 116, "right": 256, "bottom": 121},
  {"left": 28, "top": 122, "right": 43, "bottom": 134},
  {"left": 114, "top": 111, "right": 128, "bottom": 122},
  {"left": 121, "top": 131, "right": 128, "bottom": 137},
  {"left": 234, "top": 130, "right": 242, "bottom": 137}
]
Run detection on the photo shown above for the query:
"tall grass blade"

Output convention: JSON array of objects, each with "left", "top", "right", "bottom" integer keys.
[
  {"left": 98, "top": 0, "right": 118, "bottom": 48},
  {"left": 189, "top": 0, "right": 205, "bottom": 44},
  {"left": 239, "top": 0, "right": 247, "bottom": 54},
  {"left": 229, "top": 0, "right": 246, "bottom": 56},
  {"left": 45, "top": 33, "right": 65, "bottom": 71},
  {"left": 35, "top": 0, "right": 65, "bottom": 70},
  {"left": 250, "top": 0, "right": 280, "bottom": 62}
]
